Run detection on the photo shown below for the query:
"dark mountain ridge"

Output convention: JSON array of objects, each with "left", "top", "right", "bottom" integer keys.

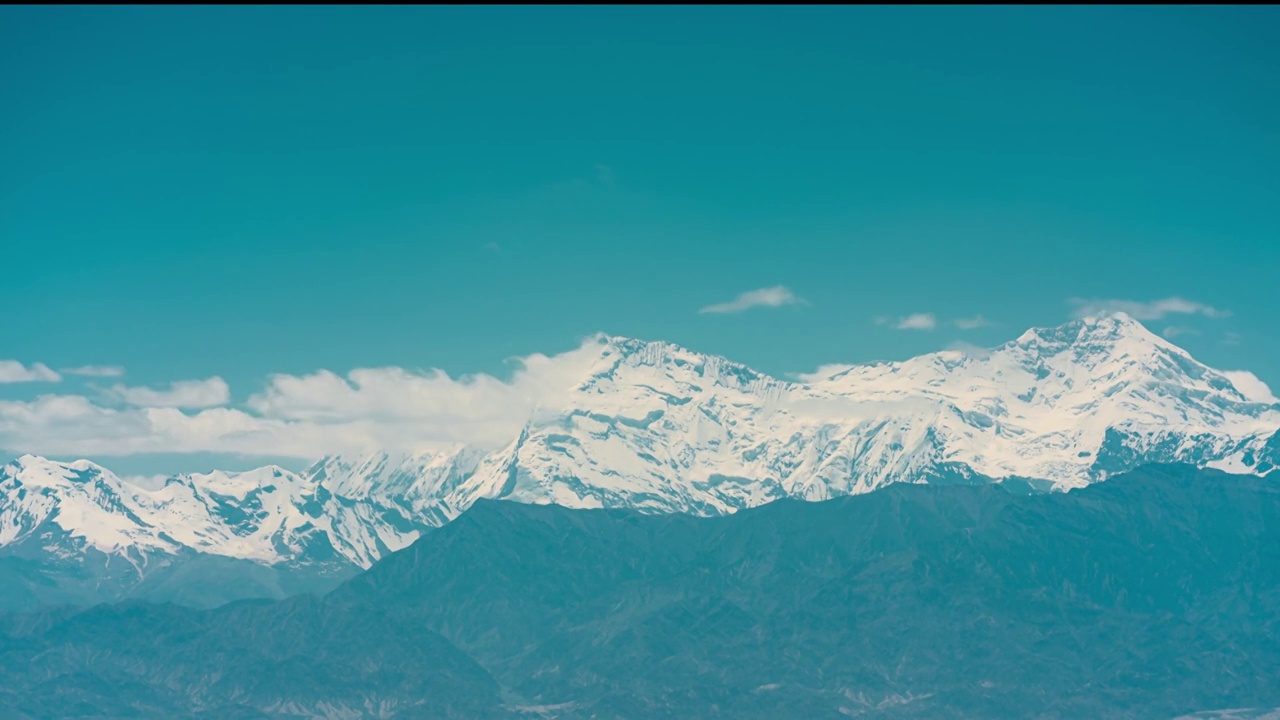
[{"left": 2, "top": 464, "right": 1278, "bottom": 719}]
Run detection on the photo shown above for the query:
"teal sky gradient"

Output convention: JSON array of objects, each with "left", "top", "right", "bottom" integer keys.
[{"left": 2, "top": 7, "right": 1278, "bottom": 471}]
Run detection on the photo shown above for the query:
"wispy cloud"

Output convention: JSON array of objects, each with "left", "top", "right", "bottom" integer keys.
[
  {"left": 62, "top": 365, "right": 126, "bottom": 378},
  {"left": 1068, "top": 297, "right": 1228, "bottom": 321},
  {"left": 1220, "top": 370, "right": 1277, "bottom": 404},
  {"left": 875, "top": 313, "right": 939, "bottom": 331},
  {"left": 1222, "top": 332, "right": 1243, "bottom": 346},
  {"left": 545, "top": 164, "right": 618, "bottom": 194},
  {"left": 895, "top": 313, "right": 937, "bottom": 331},
  {"left": 1162, "top": 326, "right": 1199, "bottom": 339},
  {"left": 0, "top": 361, "right": 61, "bottom": 384},
  {"left": 699, "top": 286, "right": 804, "bottom": 314},
  {"left": 945, "top": 340, "right": 993, "bottom": 357},
  {"left": 104, "top": 377, "right": 231, "bottom": 409},
  {"left": 954, "top": 315, "right": 990, "bottom": 330}
]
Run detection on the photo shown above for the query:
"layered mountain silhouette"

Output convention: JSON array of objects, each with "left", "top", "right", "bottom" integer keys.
[
  {"left": 1, "top": 464, "right": 1277, "bottom": 719},
  {"left": 2, "top": 314, "right": 1277, "bottom": 611}
]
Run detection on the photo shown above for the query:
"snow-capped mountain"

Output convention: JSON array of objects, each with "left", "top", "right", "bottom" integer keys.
[
  {"left": 302, "top": 447, "right": 489, "bottom": 529},
  {"left": 2, "top": 313, "right": 1277, "bottom": 609},
  {"left": 0, "top": 455, "right": 436, "bottom": 572},
  {"left": 0, "top": 453, "right": 454, "bottom": 609},
  {"left": 429, "top": 312, "right": 1277, "bottom": 514}
]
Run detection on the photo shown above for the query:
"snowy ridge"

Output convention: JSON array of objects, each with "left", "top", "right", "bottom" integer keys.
[
  {"left": 2, "top": 313, "right": 1277, "bottom": 572},
  {"left": 0, "top": 454, "right": 431, "bottom": 570},
  {"left": 454, "top": 314, "right": 1277, "bottom": 513}
]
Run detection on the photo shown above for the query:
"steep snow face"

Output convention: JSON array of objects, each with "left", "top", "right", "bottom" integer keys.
[
  {"left": 2, "top": 314, "right": 1277, "bottom": 571},
  {"left": 460, "top": 336, "right": 798, "bottom": 513},
  {"left": 304, "top": 447, "right": 488, "bottom": 526}
]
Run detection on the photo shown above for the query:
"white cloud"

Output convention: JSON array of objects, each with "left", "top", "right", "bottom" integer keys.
[
  {"left": 1068, "top": 297, "right": 1228, "bottom": 321},
  {"left": 954, "top": 315, "right": 990, "bottom": 330},
  {"left": 1221, "top": 371, "right": 1277, "bottom": 404},
  {"left": 0, "top": 361, "right": 61, "bottom": 384},
  {"left": 62, "top": 365, "right": 126, "bottom": 378},
  {"left": 0, "top": 337, "right": 611, "bottom": 460},
  {"left": 790, "top": 363, "right": 849, "bottom": 384},
  {"left": 0, "top": 394, "right": 367, "bottom": 459},
  {"left": 246, "top": 339, "right": 604, "bottom": 448},
  {"left": 1162, "top": 326, "right": 1199, "bottom": 339},
  {"left": 895, "top": 313, "right": 937, "bottom": 331},
  {"left": 106, "top": 377, "right": 231, "bottom": 409},
  {"left": 699, "top": 286, "right": 803, "bottom": 314}
]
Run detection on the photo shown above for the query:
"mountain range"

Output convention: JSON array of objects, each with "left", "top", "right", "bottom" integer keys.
[
  {"left": 2, "top": 464, "right": 1278, "bottom": 719},
  {"left": 2, "top": 313, "right": 1277, "bottom": 610}
]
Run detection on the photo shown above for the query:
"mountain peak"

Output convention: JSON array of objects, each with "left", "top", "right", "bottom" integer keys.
[
  {"left": 577, "top": 333, "right": 776, "bottom": 396},
  {"left": 592, "top": 333, "right": 692, "bottom": 363},
  {"left": 6, "top": 454, "right": 112, "bottom": 487},
  {"left": 1012, "top": 312, "right": 1168, "bottom": 352}
]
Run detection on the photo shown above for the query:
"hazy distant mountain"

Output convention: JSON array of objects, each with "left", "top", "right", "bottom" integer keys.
[{"left": 2, "top": 465, "right": 1278, "bottom": 719}]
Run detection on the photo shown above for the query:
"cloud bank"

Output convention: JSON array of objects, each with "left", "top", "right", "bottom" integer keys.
[{"left": 0, "top": 338, "right": 610, "bottom": 460}]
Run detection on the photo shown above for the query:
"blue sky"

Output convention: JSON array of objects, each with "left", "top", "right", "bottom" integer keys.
[{"left": 2, "top": 7, "right": 1278, "bottom": 473}]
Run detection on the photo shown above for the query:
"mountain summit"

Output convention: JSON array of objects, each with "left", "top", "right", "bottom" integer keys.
[{"left": 2, "top": 315, "right": 1276, "bottom": 608}]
